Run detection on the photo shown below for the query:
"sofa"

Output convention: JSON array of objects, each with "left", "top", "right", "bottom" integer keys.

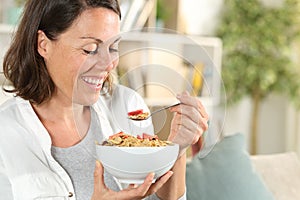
[
  {"left": 185, "top": 133, "right": 300, "bottom": 200},
  {"left": 251, "top": 152, "right": 300, "bottom": 200}
]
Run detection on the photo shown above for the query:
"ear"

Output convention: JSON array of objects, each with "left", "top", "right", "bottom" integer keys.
[{"left": 37, "top": 30, "right": 51, "bottom": 59}]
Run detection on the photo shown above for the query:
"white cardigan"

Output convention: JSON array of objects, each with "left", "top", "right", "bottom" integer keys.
[{"left": 0, "top": 85, "right": 154, "bottom": 200}]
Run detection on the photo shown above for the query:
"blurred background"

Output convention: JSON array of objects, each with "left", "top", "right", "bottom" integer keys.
[{"left": 1, "top": 0, "right": 300, "bottom": 156}]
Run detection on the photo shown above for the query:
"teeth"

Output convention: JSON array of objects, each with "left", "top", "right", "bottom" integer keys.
[{"left": 82, "top": 77, "right": 102, "bottom": 85}]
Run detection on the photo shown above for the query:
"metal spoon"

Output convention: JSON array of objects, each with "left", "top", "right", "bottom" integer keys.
[{"left": 128, "top": 102, "right": 181, "bottom": 121}]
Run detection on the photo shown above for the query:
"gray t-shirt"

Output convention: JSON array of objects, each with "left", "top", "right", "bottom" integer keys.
[
  {"left": 51, "top": 107, "right": 161, "bottom": 200},
  {"left": 51, "top": 108, "right": 120, "bottom": 200}
]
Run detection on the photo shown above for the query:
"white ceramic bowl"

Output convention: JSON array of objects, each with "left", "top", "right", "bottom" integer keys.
[{"left": 96, "top": 144, "right": 179, "bottom": 184}]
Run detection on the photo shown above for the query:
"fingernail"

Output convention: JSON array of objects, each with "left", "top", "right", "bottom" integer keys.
[
  {"left": 96, "top": 160, "right": 100, "bottom": 167},
  {"left": 150, "top": 172, "right": 155, "bottom": 179},
  {"left": 176, "top": 94, "right": 182, "bottom": 99},
  {"left": 183, "top": 91, "right": 189, "bottom": 95}
]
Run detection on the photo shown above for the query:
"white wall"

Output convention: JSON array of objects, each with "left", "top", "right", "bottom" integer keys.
[
  {"left": 223, "top": 95, "right": 289, "bottom": 154},
  {"left": 179, "top": 0, "right": 223, "bottom": 35}
]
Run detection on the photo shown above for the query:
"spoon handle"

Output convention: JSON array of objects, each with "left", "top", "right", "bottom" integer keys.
[{"left": 150, "top": 102, "right": 181, "bottom": 116}]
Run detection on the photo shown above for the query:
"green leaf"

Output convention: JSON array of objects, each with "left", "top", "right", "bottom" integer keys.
[{"left": 216, "top": 0, "right": 300, "bottom": 109}]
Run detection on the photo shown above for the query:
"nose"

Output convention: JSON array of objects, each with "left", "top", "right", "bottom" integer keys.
[{"left": 94, "top": 48, "right": 118, "bottom": 71}]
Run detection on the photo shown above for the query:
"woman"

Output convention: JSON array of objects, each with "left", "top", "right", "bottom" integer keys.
[{"left": 0, "top": 0, "right": 209, "bottom": 199}]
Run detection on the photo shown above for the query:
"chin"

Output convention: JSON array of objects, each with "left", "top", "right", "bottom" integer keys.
[{"left": 73, "top": 94, "right": 100, "bottom": 106}]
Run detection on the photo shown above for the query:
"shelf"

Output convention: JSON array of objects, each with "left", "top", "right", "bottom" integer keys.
[{"left": 118, "top": 32, "right": 223, "bottom": 105}]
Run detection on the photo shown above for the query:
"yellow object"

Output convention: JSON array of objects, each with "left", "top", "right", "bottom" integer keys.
[{"left": 191, "top": 63, "right": 204, "bottom": 96}]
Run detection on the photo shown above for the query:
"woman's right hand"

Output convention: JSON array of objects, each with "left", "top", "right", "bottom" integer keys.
[{"left": 91, "top": 161, "right": 173, "bottom": 200}]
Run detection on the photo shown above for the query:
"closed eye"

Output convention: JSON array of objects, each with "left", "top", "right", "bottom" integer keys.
[
  {"left": 81, "top": 36, "right": 121, "bottom": 55},
  {"left": 83, "top": 48, "right": 98, "bottom": 55},
  {"left": 109, "top": 39, "right": 120, "bottom": 53},
  {"left": 82, "top": 42, "right": 98, "bottom": 55},
  {"left": 109, "top": 46, "right": 119, "bottom": 53}
]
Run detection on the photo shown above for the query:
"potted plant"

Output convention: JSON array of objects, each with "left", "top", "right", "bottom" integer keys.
[{"left": 217, "top": 0, "right": 300, "bottom": 154}]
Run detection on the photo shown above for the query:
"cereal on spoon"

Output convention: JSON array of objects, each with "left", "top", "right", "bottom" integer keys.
[{"left": 127, "top": 109, "right": 149, "bottom": 120}]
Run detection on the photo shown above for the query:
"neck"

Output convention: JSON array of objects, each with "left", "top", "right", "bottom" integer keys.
[{"left": 32, "top": 97, "right": 91, "bottom": 147}]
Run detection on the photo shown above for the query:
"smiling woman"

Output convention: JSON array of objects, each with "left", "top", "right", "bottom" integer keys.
[{"left": 35, "top": 7, "right": 120, "bottom": 106}]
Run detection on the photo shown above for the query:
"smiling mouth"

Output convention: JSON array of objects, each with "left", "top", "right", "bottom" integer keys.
[{"left": 82, "top": 77, "right": 103, "bottom": 86}]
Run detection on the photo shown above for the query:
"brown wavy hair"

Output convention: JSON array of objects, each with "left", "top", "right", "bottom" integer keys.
[{"left": 3, "top": 0, "right": 121, "bottom": 104}]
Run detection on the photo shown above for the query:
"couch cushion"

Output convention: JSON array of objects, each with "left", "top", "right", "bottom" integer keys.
[
  {"left": 251, "top": 152, "right": 300, "bottom": 200},
  {"left": 186, "top": 133, "right": 274, "bottom": 200}
]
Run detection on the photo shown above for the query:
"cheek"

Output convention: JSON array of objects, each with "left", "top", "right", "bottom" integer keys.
[
  {"left": 47, "top": 45, "right": 74, "bottom": 74},
  {"left": 60, "top": 47, "right": 85, "bottom": 73},
  {"left": 69, "top": 55, "right": 86, "bottom": 76},
  {"left": 47, "top": 52, "right": 85, "bottom": 88}
]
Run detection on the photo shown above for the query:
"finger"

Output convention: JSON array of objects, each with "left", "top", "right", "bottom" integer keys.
[
  {"left": 93, "top": 160, "right": 106, "bottom": 193},
  {"left": 171, "top": 100, "right": 208, "bottom": 121},
  {"left": 170, "top": 104, "right": 204, "bottom": 124},
  {"left": 171, "top": 123, "right": 201, "bottom": 145},
  {"left": 182, "top": 112, "right": 209, "bottom": 132},
  {"left": 169, "top": 114, "right": 206, "bottom": 145},
  {"left": 182, "top": 91, "right": 190, "bottom": 96},
  {"left": 123, "top": 173, "right": 154, "bottom": 199},
  {"left": 148, "top": 171, "right": 173, "bottom": 195},
  {"left": 173, "top": 92, "right": 209, "bottom": 120},
  {"left": 170, "top": 105, "right": 209, "bottom": 135},
  {"left": 171, "top": 111, "right": 208, "bottom": 134},
  {"left": 136, "top": 172, "right": 155, "bottom": 194},
  {"left": 191, "top": 136, "right": 204, "bottom": 156},
  {"left": 179, "top": 114, "right": 205, "bottom": 133}
]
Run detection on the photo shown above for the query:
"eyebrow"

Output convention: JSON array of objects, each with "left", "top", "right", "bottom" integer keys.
[{"left": 79, "top": 36, "right": 122, "bottom": 44}]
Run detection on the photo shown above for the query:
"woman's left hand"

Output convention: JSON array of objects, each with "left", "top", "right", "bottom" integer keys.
[{"left": 168, "top": 91, "right": 209, "bottom": 155}]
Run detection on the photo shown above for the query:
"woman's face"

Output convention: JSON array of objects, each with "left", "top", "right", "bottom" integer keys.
[{"left": 41, "top": 7, "right": 120, "bottom": 105}]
